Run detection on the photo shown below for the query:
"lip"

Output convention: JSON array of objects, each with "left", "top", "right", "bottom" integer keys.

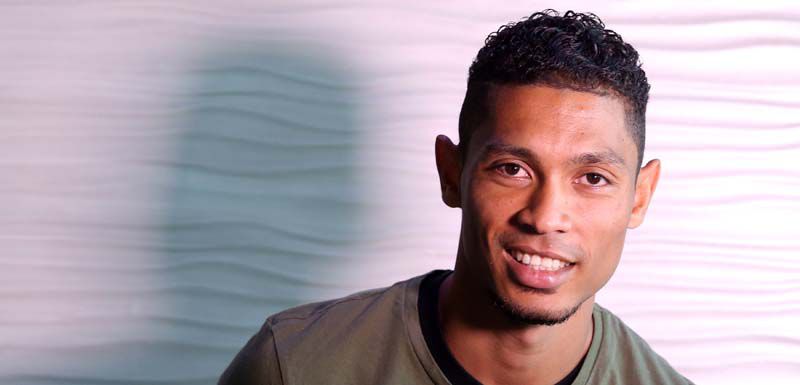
[
  {"left": 503, "top": 247, "right": 575, "bottom": 290},
  {"left": 504, "top": 245, "right": 576, "bottom": 264}
]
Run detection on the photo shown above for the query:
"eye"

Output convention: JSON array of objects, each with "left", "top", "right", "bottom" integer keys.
[
  {"left": 577, "top": 173, "right": 609, "bottom": 187},
  {"left": 495, "top": 163, "right": 530, "bottom": 179}
]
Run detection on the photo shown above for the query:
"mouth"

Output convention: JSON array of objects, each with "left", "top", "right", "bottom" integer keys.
[
  {"left": 502, "top": 247, "right": 576, "bottom": 290},
  {"left": 505, "top": 247, "right": 575, "bottom": 271}
]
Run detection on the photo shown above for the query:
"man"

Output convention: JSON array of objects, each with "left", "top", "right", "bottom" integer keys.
[{"left": 220, "top": 10, "right": 693, "bottom": 385}]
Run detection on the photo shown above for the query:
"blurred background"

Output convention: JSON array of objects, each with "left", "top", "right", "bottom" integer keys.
[{"left": 1, "top": 1, "right": 798, "bottom": 384}]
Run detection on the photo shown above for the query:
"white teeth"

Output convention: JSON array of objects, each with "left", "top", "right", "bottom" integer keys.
[{"left": 510, "top": 249, "right": 570, "bottom": 271}]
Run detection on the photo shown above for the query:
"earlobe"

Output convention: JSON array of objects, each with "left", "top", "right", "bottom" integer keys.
[
  {"left": 628, "top": 159, "right": 661, "bottom": 229},
  {"left": 435, "top": 135, "right": 462, "bottom": 208}
]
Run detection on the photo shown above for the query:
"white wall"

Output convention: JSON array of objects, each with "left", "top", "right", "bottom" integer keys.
[{"left": 1, "top": 1, "right": 798, "bottom": 384}]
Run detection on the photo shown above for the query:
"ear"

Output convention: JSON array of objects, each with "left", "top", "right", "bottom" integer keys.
[
  {"left": 435, "top": 135, "right": 462, "bottom": 208},
  {"left": 627, "top": 159, "right": 661, "bottom": 229}
]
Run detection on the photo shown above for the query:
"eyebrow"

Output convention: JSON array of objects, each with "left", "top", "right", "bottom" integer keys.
[
  {"left": 570, "top": 150, "right": 627, "bottom": 168},
  {"left": 480, "top": 142, "right": 627, "bottom": 168},
  {"left": 483, "top": 143, "right": 536, "bottom": 162}
]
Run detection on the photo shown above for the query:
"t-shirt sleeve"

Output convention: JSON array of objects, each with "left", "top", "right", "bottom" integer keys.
[{"left": 218, "top": 321, "right": 284, "bottom": 385}]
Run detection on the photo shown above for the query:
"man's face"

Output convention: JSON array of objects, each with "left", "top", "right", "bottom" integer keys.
[{"left": 442, "top": 84, "right": 658, "bottom": 324}]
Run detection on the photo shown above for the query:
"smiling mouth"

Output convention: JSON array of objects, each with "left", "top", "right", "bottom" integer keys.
[{"left": 506, "top": 248, "right": 575, "bottom": 271}]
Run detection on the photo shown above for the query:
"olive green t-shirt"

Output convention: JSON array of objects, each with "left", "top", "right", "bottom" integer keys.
[{"left": 219, "top": 270, "right": 693, "bottom": 384}]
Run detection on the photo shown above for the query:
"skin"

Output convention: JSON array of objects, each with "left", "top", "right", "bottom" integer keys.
[{"left": 434, "top": 84, "right": 661, "bottom": 385}]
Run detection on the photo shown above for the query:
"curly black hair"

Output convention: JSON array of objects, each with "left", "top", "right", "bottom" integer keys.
[{"left": 458, "top": 10, "right": 650, "bottom": 166}]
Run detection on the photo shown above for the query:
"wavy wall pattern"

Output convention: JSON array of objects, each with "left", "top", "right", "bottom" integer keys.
[{"left": 1, "top": 1, "right": 798, "bottom": 384}]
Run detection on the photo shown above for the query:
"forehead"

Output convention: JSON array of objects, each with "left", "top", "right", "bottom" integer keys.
[{"left": 471, "top": 85, "right": 636, "bottom": 170}]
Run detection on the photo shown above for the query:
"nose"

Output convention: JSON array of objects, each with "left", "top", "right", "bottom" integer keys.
[{"left": 515, "top": 180, "right": 572, "bottom": 234}]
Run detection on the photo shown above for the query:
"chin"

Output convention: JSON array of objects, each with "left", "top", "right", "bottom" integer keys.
[{"left": 488, "top": 289, "right": 587, "bottom": 326}]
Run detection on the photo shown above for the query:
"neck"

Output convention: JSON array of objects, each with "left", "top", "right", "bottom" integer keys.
[{"left": 438, "top": 269, "right": 594, "bottom": 385}]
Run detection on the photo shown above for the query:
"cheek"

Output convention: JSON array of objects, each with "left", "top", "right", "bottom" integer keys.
[
  {"left": 463, "top": 179, "right": 521, "bottom": 252},
  {"left": 470, "top": 181, "right": 525, "bottom": 235},
  {"left": 575, "top": 195, "right": 631, "bottom": 260}
]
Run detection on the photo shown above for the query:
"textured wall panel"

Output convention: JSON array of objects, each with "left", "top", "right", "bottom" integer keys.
[{"left": 1, "top": 1, "right": 798, "bottom": 384}]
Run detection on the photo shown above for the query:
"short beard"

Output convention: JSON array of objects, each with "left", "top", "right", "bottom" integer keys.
[{"left": 489, "top": 290, "right": 585, "bottom": 326}]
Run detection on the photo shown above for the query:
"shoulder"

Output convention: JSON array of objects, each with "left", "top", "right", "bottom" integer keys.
[
  {"left": 219, "top": 317, "right": 283, "bottom": 384},
  {"left": 268, "top": 274, "right": 418, "bottom": 339},
  {"left": 220, "top": 273, "right": 432, "bottom": 385},
  {"left": 588, "top": 304, "right": 694, "bottom": 385}
]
